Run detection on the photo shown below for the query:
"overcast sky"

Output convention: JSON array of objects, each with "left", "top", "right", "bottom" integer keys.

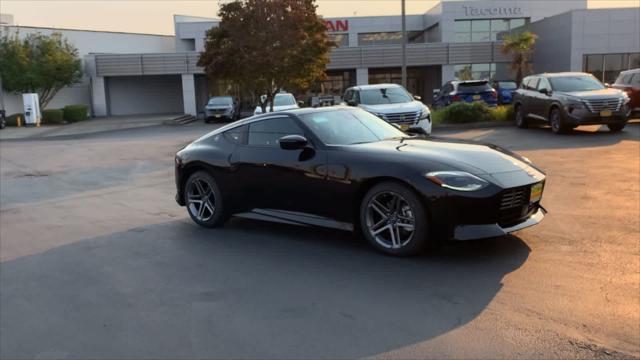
[{"left": 1, "top": 0, "right": 637, "bottom": 35}]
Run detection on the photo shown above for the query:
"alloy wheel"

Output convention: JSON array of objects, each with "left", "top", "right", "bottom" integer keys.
[
  {"left": 365, "top": 191, "right": 416, "bottom": 249},
  {"left": 550, "top": 110, "right": 560, "bottom": 132},
  {"left": 187, "top": 178, "right": 216, "bottom": 222}
]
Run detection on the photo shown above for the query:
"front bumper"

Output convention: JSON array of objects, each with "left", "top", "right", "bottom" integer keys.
[
  {"left": 565, "top": 107, "right": 628, "bottom": 125},
  {"left": 453, "top": 208, "right": 545, "bottom": 240}
]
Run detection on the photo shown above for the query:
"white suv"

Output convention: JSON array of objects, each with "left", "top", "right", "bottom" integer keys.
[
  {"left": 254, "top": 93, "right": 299, "bottom": 115},
  {"left": 343, "top": 84, "right": 432, "bottom": 135}
]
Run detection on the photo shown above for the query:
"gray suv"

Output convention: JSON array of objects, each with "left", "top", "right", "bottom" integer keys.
[{"left": 513, "top": 72, "right": 630, "bottom": 134}]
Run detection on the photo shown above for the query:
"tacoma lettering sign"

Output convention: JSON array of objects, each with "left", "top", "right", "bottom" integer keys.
[
  {"left": 324, "top": 20, "right": 349, "bottom": 32},
  {"left": 462, "top": 5, "right": 523, "bottom": 17}
]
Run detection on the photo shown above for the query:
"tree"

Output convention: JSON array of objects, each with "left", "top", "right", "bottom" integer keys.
[
  {"left": 501, "top": 31, "right": 538, "bottom": 86},
  {"left": 0, "top": 30, "right": 83, "bottom": 109},
  {"left": 198, "top": 0, "right": 334, "bottom": 112},
  {"left": 457, "top": 65, "right": 473, "bottom": 81}
]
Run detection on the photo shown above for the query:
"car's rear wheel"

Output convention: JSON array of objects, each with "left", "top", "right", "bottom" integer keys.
[
  {"left": 607, "top": 122, "right": 626, "bottom": 132},
  {"left": 515, "top": 104, "right": 527, "bottom": 128},
  {"left": 549, "top": 107, "right": 570, "bottom": 134},
  {"left": 184, "top": 171, "right": 226, "bottom": 227},
  {"left": 359, "top": 182, "right": 429, "bottom": 256}
]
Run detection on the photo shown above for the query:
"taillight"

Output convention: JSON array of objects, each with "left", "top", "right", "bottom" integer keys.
[
  {"left": 491, "top": 91, "right": 498, "bottom": 99},
  {"left": 451, "top": 95, "right": 461, "bottom": 101}
]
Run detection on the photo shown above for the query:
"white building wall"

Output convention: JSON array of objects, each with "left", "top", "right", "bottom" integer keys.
[{"left": 0, "top": 25, "right": 175, "bottom": 115}]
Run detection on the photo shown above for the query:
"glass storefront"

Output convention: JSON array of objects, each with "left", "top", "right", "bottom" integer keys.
[
  {"left": 453, "top": 63, "right": 511, "bottom": 80},
  {"left": 367, "top": 67, "right": 441, "bottom": 103},
  {"left": 329, "top": 33, "right": 349, "bottom": 48},
  {"left": 584, "top": 53, "right": 640, "bottom": 84},
  {"left": 358, "top": 31, "right": 425, "bottom": 46},
  {"left": 454, "top": 18, "right": 529, "bottom": 42}
]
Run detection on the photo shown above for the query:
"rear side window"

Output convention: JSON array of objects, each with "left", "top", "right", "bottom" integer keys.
[
  {"left": 458, "top": 82, "right": 492, "bottom": 93},
  {"left": 631, "top": 73, "right": 640, "bottom": 87},
  {"left": 247, "top": 117, "right": 303, "bottom": 147}
]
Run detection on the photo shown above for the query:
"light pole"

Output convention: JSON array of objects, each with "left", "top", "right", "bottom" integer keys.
[{"left": 401, "top": 0, "right": 407, "bottom": 88}]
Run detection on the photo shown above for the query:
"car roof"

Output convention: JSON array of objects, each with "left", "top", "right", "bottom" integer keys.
[
  {"left": 533, "top": 72, "right": 594, "bottom": 78},
  {"left": 347, "top": 83, "right": 403, "bottom": 91},
  {"left": 451, "top": 79, "right": 489, "bottom": 85},
  {"left": 619, "top": 68, "right": 640, "bottom": 75}
]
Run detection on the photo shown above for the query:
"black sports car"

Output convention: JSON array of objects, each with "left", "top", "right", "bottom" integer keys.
[{"left": 175, "top": 107, "right": 546, "bottom": 256}]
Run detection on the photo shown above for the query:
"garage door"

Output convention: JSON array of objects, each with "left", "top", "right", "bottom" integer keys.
[{"left": 106, "top": 75, "right": 184, "bottom": 116}]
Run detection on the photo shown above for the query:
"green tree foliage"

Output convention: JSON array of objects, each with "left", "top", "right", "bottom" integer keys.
[
  {"left": 198, "top": 0, "right": 334, "bottom": 112},
  {"left": 501, "top": 31, "right": 538, "bottom": 86},
  {"left": 0, "top": 30, "right": 82, "bottom": 109}
]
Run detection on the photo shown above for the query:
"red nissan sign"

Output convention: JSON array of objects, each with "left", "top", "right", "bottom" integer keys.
[{"left": 324, "top": 19, "right": 349, "bottom": 32}]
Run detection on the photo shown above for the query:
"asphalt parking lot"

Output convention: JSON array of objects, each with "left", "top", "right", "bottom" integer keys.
[{"left": 1, "top": 122, "right": 638, "bottom": 359}]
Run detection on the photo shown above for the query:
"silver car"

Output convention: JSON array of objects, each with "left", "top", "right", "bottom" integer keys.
[
  {"left": 205, "top": 96, "right": 240, "bottom": 123},
  {"left": 343, "top": 84, "right": 432, "bottom": 135}
]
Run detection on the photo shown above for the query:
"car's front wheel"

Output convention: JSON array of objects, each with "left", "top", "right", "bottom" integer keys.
[
  {"left": 549, "top": 107, "right": 570, "bottom": 134},
  {"left": 359, "top": 182, "right": 429, "bottom": 256},
  {"left": 184, "top": 171, "right": 226, "bottom": 228},
  {"left": 515, "top": 104, "right": 527, "bottom": 128},
  {"left": 607, "top": 122, "right": 626, "bottom": 132}
]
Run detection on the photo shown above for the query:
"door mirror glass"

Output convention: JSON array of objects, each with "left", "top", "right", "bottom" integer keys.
[
  {"left": 279, "top": 134, "right": 308, "bottom": 150},
  {"left": 297, "top": 101, "right": 305, "bottom": 107},
  {"left": 347, "top": 100, "right": 357, "bottom": 106},
  {"left": 539, "top": 88, "right": 551, "bottom": 95},
  {"left": 413, "top": 95, "right": 422, "bottom": 101}
]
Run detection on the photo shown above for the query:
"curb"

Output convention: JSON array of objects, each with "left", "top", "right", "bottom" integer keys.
[{"left": 434, "top": 121, "right": 514, "bottom": 131}]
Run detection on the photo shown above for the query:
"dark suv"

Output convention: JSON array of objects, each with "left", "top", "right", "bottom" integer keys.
[{"left": 513, "top": 72, "right": 630, "bottom": 134}]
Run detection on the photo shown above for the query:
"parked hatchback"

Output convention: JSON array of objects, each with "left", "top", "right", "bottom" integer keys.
[
  {"left": 610, "top": 68, "right": 640, "bottom": 117},
  {"left": 491, "top": 80, "right": 518, "bottom": 104},
  {"left": 343, "top": 83, "right": 432, "bottom": 135},
  {"left": 205, "top": 96, "right": 240, "bottom": 122},
  {"left": 513, "top": 72, "right": 630, "bottom": 134},
  {"left": 432, "top": 80, "right": 498, "bottom": 109}
]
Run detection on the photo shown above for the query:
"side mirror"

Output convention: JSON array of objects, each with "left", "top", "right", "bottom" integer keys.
[
  {"left": 279, "top": 134, "right": 308, "bottom": 150},
  {"left": 297, "top": 101, "right": 305, "bottom": 107},
  {"left": 413, "top": 95, "right": 422, "bottom": 101},
  {"left": 347, "top": 100, "right": 357, "bottom": 107},
  {"left": 539, "top": 88, "right": 551, "bottom": 95}
]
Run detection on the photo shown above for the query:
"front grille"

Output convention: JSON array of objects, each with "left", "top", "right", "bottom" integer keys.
[
  {"left": 207, "top": 108, "right": 228, "bottom": 114},
  {"left": 584, "top": 98, "right": 622, "bottom": 113},
  {"left": 381, "top": 111, "right": 421, "bottom": 124},
  {"left": 498, "top": 186, "right": 532, "bottom": 227}
]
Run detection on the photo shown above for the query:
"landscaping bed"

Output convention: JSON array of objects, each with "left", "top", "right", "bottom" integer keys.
[{"left": 431, "top": 102, "right": 514, "bottom": 126}]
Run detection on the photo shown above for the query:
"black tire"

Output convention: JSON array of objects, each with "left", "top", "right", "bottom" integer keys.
[
  {"left": 515, "top": 104, "right": 527, "bottom": 128},
  {"left": 607, "top": 122, "right": 626, "bottom": 132},
  {"left": 184, "top": 170, "right": 226, "bottom": 228},
  {"left": 359, "top": 181, "right": 430, "bottom": 256},
  {"left": 549, "top": 107, "right": 570, "bottom": 134}
]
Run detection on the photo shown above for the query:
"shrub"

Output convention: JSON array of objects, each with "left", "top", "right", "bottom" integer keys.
[
  {"left": 5, "top": 113, "right": 24, "bottom": 127},
  {"left": 488, "top": 105, "right": 515, "bottom": 122},
  {"left": 63, "top": 104, "right": 88, "bottom": 122},
  {"left": 42, "top": 109, "right": 65, "bottom": 124},
  {"left": 431, "top": 103, "right": 515, "bottom": 124}
]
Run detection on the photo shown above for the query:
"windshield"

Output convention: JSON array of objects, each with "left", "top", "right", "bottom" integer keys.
[
  {"left": 457, "top": 82, "right": 493, "bottom": 93},
  {"left": 299, "top": 108, "right": 406, "bottom": 145},
  {"left": 208, "top": 97, "right": 233, "bottom": 106},
  {"left": 274, "top": 94, "right": 296, "bottom": 106},
  {"left": 360, "top": 87, "right": 413, "bottom": 105},
  {"left": 549, "top": 76, "right": 605, "bottom": 92},
  {"left": 497, "top": 81, "right": 517, "bottom": 89}
]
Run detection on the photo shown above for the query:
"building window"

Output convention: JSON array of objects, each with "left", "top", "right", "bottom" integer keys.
[
  {"left": 329, "top": 33, "right": 349, "bottom": 48},
  {"left": 454, "top": 63, "right": 511, "bottom": 80},
  {"left": 583, "top": 53, "right": 640, "bottom": 83},
  {"left": 357, "top": 31, "right": 425, "bottom": 46},
  {"left": 454, "top": 18, "right": 529, "bottom": 42}
]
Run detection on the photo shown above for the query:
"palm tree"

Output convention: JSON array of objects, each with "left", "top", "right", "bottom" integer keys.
[{"left": 501, "top": 31, "right": 538, "bottom": 86}]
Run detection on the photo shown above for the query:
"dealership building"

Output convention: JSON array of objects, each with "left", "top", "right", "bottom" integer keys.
[{"left": 1, "top": 0, "right": 639, "bottom": 117}]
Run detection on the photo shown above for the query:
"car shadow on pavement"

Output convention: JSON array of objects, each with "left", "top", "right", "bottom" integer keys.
[{"left": 0, "top": 217, "right": 530, "bottom": 359}]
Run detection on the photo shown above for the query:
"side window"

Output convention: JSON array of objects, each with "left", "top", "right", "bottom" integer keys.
[
  {"left": 521, "top": 77, "right": 530, "bottom": 89},
  {"left": 537, "top": 77, "right": 551, "bottom": 91},
  {"left": 528, "top": 77, "right": 540, "bottom": 90},
  {"left": 247, "top": 117, "right": 304, "bottom": 147},
  {"left": 354, "top": 91, "right": 361, "bottom": 104},
  {"left": 223, "top": 124, "right": 248, "bottom": 144},
  {"left": 631, "top": 73, "right": 640, "bottom": 87},
  {"left": 343, "top": 90, "right": 352, "bottom": 102},
  {"left": 443, "top": 83, "right": 453, "bottom": 94}
]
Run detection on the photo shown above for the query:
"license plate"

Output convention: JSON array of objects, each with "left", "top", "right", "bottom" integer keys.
[
  {"left": 600, "top": 109, "right": 612, "bottom": 117},
  {"left": 530, "top": 183, "right": 543, "bottom": 203},
  {"left": 399, "top": 124, "right": 409, "bottom": 130},
  {"left": 472, "top": 95, "right": 482, "bottom": 100},
  {"left": 215, "top": 115, "right": 222, "bottom": 118}
]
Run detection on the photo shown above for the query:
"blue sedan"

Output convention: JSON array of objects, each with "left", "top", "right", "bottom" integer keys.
[{"left": 492, "top": 80, "right": 518, "bottom": 105}]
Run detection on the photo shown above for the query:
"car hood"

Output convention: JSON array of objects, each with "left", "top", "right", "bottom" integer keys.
[
  {"left": 359, "top": 101, "right": 426, "bottom": 114},
  {"left": 350, "top": 137, "right": 545, "bottom": 185},
  {"left": 561, "top": 88, "right": 623, "bottom": 98},
  {"left": 254, "top": 104, "right": 299, "bottom": 113}
]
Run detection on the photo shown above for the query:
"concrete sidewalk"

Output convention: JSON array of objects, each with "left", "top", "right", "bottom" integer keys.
[{"left": 0, "top": 114, "right": 182, "bottom": 140}]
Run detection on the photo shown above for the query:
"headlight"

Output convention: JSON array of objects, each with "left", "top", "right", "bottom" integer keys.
[
  {"left": 622, "top": 93, "right": 630, "bottom": 105},
  {"left": 565, "top": 99, "right": 585, "bottom": 110},
  {"left": 419, "top": 108, "right": 430, "bottom": 120},
  {"left": 426, "top": 171, "right": 489, "bottom": 192}
]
